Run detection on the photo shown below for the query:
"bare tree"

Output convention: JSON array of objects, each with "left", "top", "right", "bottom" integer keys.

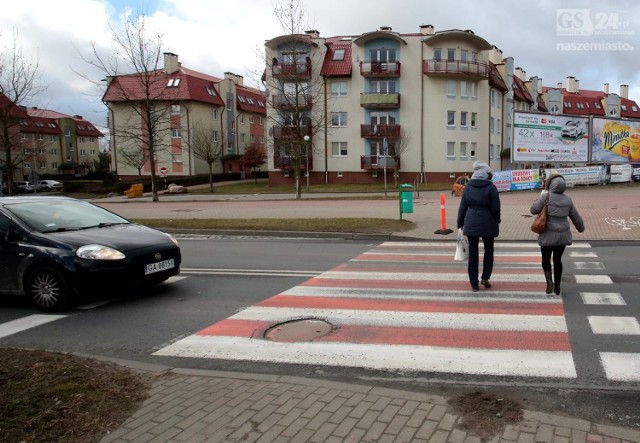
[
  {"left": 241, "top": 144, "right": 267, "bottom": 184},
  {"left": 0, "top": 31, "right": 45, "bottom": 195},
  {"left": 264, "top": 0, "right": 327, "bottom": 199},
  {"left": 190, "top": 121, "right": 224, "bottom": 192},
  {"left": 118, "top": 145, "right": 145, "bottom": 176},
  {"left": 390, "top": 127, "right": 412, "bottom": 187},
  {"left": 78, "top": 11, "right": 172, "bottom": 202}
]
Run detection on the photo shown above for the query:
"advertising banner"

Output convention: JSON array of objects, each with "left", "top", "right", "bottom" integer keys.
[
  {"left": 513, "top": 112, "right": 589, "bottom": 163},
  {"left": 591, "top": 117, "right": 640, "bottom": 163},
  {"left": 492, "top": 169, "right": 541, "bottom": 192},
  {"left": 542, "top": 166, "right": 607, "bottom": 186}
]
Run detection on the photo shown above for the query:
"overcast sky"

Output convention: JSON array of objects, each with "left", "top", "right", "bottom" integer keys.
[{"left": 1, "top": 0, "right": 638, "bottom": 130}]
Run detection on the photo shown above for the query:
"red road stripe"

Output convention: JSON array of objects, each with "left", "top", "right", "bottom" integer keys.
[
  {"left": 302, "top": 278, "right": 544, "bottom": 291},
  {"left": 333, "top": 264, "right": 540, "bottom": 274},
  {"left": 196, "top": 319, "right": 570, "bottom": 351},
  {"left": 257, "top": 295, "right": 564, "bottom": 316},
  {"left": 354, "top": 253, "right": 541, "bottom": 263}
]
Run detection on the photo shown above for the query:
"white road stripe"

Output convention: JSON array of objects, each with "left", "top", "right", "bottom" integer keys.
[
  {"left": 580, "top": 292, "right": 625, "bottom": 305},
  {"left": 181, "top": 268, "right": 319, "bottom": 277},
  {"left": 153, "top": 336, "right": 577, "bottom": 378},
  {"left": 600, "top": 353, "right": 640, "bottom": 381},
  {"left": 230, "top": 306, "right": 569, "bottom": 332},
  {"left": 0, "top": 314, "right": 68, "bottom": 339},
  {"left": 588, "top": 316, "right": 640, "bottom": 335},
  {"left": 280, "top": 286, "right": 559, "bottom": 302},
  {"left": 573, "top": 262, "right": 605, "bottom": 270},
  {"left": 570, "top": 251, "right": 598, "bottom": 257},
  {"left": 574, "top": 275, "right": 613, "bottom": 284}
]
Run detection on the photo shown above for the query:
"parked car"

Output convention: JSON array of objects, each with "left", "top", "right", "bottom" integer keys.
[
  {"left": 452, "top": 175, "right": 470, "bottom": 197},
  {"left": 631, "top": 164, "right": 640, "bottom": 182},
  {"left": 39, "top": 180, "right": 64, "bottom": 191},
  {"left": 561, "top": 120, "right": 585, "bottom": 139},
  {"left": 15, "top": 181, "right": 47, "bottom": 193},
  {"left": 0, "top": 196, "right": 181, "bottom": 311}
]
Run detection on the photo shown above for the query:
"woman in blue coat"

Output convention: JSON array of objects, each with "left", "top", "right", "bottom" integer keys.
[
  {"left": 530, "top": 174, "right": 585, "bottom": 295},
  {"left": 456, "top": 161, "right": 501, "bottom": 292}
]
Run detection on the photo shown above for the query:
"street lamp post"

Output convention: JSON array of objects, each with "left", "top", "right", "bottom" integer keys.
[{"left": 303, "top": 135, "right": 310, "bottom": 192}]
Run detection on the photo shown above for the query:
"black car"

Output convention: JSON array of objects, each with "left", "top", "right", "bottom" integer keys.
[{"left": 0, "top": 196, "right": 181, "bottom": 311}]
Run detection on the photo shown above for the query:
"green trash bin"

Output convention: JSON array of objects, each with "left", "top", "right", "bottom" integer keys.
[{"left": 399, "top": 184, "right": 414, "bottom": 217}]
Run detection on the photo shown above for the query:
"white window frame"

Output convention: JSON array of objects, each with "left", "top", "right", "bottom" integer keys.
[
  {"left": 446, "top": 142, "right": 455, "bottom": 158},
  {"left": 330, "top": 112, "right": 348, "bottom": 127},
  {"left": 331, "top": 141, "right": 348, "bottom": 157},
  {"left": 172, "top": 129, "right": 182, "bottom": 138},
  {"left": 331, "top": 81, "right": 347, "bottom": 96},
  {"left": 447, "top": 111, "right": 455, "bottom": 128}
]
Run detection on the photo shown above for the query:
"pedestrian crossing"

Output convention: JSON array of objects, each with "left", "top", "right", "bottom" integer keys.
[{"left": 153, "top": 241, "right": 640, "bottom": 383}]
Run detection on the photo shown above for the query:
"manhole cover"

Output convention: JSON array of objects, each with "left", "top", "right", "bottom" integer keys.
[{"left": 264, "top": 318, "right": 333, "bottom": 342}]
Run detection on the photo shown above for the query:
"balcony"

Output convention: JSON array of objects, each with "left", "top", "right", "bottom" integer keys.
[
  {"left": 360, "top": 92, "right": 400, "bottom": 109},
  {"left": 360, "top": 124, "right": 401, "bottom": 139},
  {"left": 422, "top": 59, "right": 489, "bottom": 79},
  {"left": 271, "top": 124, "right": 312, "bottom": 140},
  {"left": 361, "top": 155, "right": 400, "bottom": 170},
  {"left": 273, "top": 152, "right": 313, "bottom": 171},
  {"left": 360, "top": 61, "right": 401, "bottom": 77},
  {"left": 272, "top": 94, "right": 312, "bottom": 110},
  {"left": 272, "top": 61, "right": 311, "bottom": 80}
]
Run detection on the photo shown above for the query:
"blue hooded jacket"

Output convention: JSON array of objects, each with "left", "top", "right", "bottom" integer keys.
[{"left": 456, "top": 179, "right": 501, "bottom": 237}]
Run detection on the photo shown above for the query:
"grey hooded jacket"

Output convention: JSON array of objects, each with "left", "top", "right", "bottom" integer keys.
[{"left": 530, "top": 175, "right": 585, "bottom": 246}]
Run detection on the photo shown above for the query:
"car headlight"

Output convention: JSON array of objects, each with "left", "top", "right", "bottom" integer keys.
[{"left": 76, "top": 244, "right": 126, "bottom": 260}]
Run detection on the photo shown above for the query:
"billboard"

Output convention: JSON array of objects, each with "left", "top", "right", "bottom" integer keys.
[
  {"left": 591, "top": 117, "right": 640, "bottom": 163},
  {"left": 513, "top": 112, "right": 589, "bottom": 163}
]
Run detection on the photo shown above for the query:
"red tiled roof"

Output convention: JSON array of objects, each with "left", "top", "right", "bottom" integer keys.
[
  {"left": 320, "top": 38, "right": 353, "bottom": 77},
  {"left": 0, "top": 93, "right": 29, "bottom": 118},
  {"left": 27, "top": 108, "right": 104, "bottom": 137},
  {"left": 236, "top": 85, "right": 266, "bottom": 115},
  {"left": 513, "top": 76, "right": 533, "bottom": 103},
  {"left": 542, "top": 87, "right": 640, "bottom": 118},
  {"left": 103, "top": 67, "right": 225, "bottom": 107},
  {"left": 488, "top": 63, "right": 507, "bottom": 91},
  {"left": 21, "top": 112, "right": 60, "bottom": 135},
  {"left": 621, "top": 97, "right": 640, "bottom": 119},
  {"left": 536, "top": 95, "right": 548, "bottom": 112}
]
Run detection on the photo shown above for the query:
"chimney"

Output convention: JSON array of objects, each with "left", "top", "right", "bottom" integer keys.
[
  {"left": 379, "top": 26, "right": 392, "bottom": 31},
  {"left": 575, "top": 79, "right": 579, "bottom": 93},
  {"left": 604, "top": 83, "right": 609, "bottom": 93},
  {"left": 487, "top": 46, "right": 503, "bottom": 64},
  {"left": 620, "top": 84, "right": 629, "bottom": 99},
  {"left": 514, "top": 67, "right": 526, "bottom": 80},
  {"left": 566, "top": 76, "right": 577, "bottom": 93},
  {"left": 557, "top": 82, "right": 563, "bottom": 88},
  {"left": 163, "top": 52, "right": 180, "bottom": 74},
  {"left": 304, "top": 29, "right": 319, "bottom": 38},
  {"left": 419, "top": 24, "right": 434, "bottom": 35},
  {"left": 224, "top": 72, "right": 244, "bottom": 86}
]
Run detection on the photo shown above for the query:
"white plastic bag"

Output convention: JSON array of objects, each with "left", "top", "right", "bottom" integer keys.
[{"left": 454, "top": 228, "right": 469, "bottom": 261}]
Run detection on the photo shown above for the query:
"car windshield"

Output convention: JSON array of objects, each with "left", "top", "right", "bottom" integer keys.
[{"left": 4, "top": 199, "right": 130, "bottom": 233}]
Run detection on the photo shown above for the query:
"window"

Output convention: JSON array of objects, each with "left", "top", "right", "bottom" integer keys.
[
  {"left": 172, "top": 154, "right": 183, "bottom": 163},
  {"left": 80, "top": 149, "right": 86, "bottom": 156},
  {"left": 564, "top": 102, "right": 571, "bottom": 108},
  {"left": 167, "top": 78, "right": 180, "bottom": 87},
  {"left": 447, "top": 142, "right": 455, "bottom": 157},
  {"left": 621, "top": 104, "right": 628, "bottom": 111},
  {"left": 22, "top": 134, "right": 28, "bottom": 140},
  {"left": 370, "top": 48, "right": 396, "bottom": 62},
  {"left": 471, "top": 83, "right": 478, "bottom": 99},
  {"left": 370, "top": 80, "right": 396, "bottom": 93},
  {"left": 250, "top": 115, "right": 255, "bottom": 123},
  {"left": 333, "top": 49, "right": 345, "bottom": 61},
  {"left": 331, "top": 81, "right": 347, "bottom": 96},
  {"left": 594, "top": 102, "right": 602, "bottom": 109},
  {"left": 471, "top": 112, "right": 477, "bottom": 129},
  {"left": 212, "top": 109, "right": 218, "bottom": 120},
  {"left": 497, "top": 118, "right": 501, "bottom": 134},
  {"left": 433, "top": 48, "right": 442, "bottom": 61},
  {"left": 447, "top": 111, "right": 455, "bottom": 127},
  {"left": 490, "top": 117, "right": 495, "bottom": 134},
  {"left": 250, "top": 134, "right": 255, "bottom": 143},
  {"left": 171, "top": 105, "right": 181, "bottom": 114},
  {"left": 447, "top": 48, "right": 455, "bottom": 61},
  {"left": 240, "top": 114, "right": 245, "bottom": 124},
  {"left": 24, "top": 162, "right": 31, "bottom": 169},
  {"left": 79, "top": 137, "right": 85, "bottom": 143},
  {"left": 212, "top": 131, "right": 218, "bottom": 142},
  {"left": 52, "top": 162, "right": 58, "bottom": 169},
  {"left": 39, "top": 162, "right": 46, "bottom": 169},
  {"left": 37, "top": 134, "right": 44, "bottom": 140},
  {"left": 260, "top": 117, "right": 264, "bottom": 125},
  {"left": 331, "top": 142, "right": 348, "bottom": 157},
  {"left": 50, "top": 135, "right": 57, "bottom": 142},
  {"left": 470, "top": 142, "right": 477, "bottom": 157},
  {"left": 227, "top": 99, "right": 233, "bottom": 110},
  {"left": 460, "top": 81, "right": 468, "bottom": 98},
  {"left": 331, "top": 112, "right": 348, "bottom": 127},
  {"left": 171, "top": 129, "right": 182, "bottom": 138},
  {"left": 447, "top": 80, "right": 456, "bottom": 97},
  {"left": 50, "top": 148, "right": 57, "bottom": 155},
  {"left": 460, "top": 50, "right": 468, "bottom": 62},
  {"left": 460, "top": 142, "right": 468, "bottom": 157},
  {"left": 461, "top": 111, "right": 468, "bottom": 128},
  {"left": 240, "top": 134, "right": 245, "bottom": 144},
  {"left": 206, "top": 87, "right": 216, "bottom": 96}
]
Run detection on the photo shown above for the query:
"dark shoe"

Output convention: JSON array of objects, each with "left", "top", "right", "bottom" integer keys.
[
  {"left": 480, "top": 279, "right": 492, "bottom": 288},
  {"left": 546, "top": 282, "right": 554, "bottom": 295},
  {"left": 544, "top": 271, "right": 553, "bottom": 295},
  {"left": 471, "top": 286, "right": 480, "bottom": 292},
  {"left": 554, "top": 285, "right": 561, "bottom": 296}
]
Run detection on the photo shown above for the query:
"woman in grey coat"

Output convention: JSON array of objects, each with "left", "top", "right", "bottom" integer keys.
[{"left": 530, "top": 174, "right": 585, "bottom": 295}]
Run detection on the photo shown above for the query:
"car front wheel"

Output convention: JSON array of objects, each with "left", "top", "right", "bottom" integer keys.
[{"left": 26, "top": 267, "right": 70, "bottom": 312}]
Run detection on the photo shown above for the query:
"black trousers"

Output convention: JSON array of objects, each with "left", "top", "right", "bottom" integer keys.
[
  {"left": 541, "top": 245, "right": 566, "bottom": 283},
  {"left": 467, "top": 236, "right": 495, "bottom": 286}
]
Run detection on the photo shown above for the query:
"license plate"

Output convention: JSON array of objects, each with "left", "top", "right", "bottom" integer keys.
[{"left": 144, "top": 258, "right": 175, "bottom": 275}]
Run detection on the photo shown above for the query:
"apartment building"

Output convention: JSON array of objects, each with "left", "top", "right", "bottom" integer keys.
[
  {"left": 23, "top": 108, "right": 103, "bottom": 179},
  {"left": 103, "top": 53, "right": 266, "bottom": 180}
]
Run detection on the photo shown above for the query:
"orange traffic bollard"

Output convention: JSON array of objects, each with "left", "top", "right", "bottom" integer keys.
[{"left": 435, "top": 192, "right": 453, "bottom": 235}]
